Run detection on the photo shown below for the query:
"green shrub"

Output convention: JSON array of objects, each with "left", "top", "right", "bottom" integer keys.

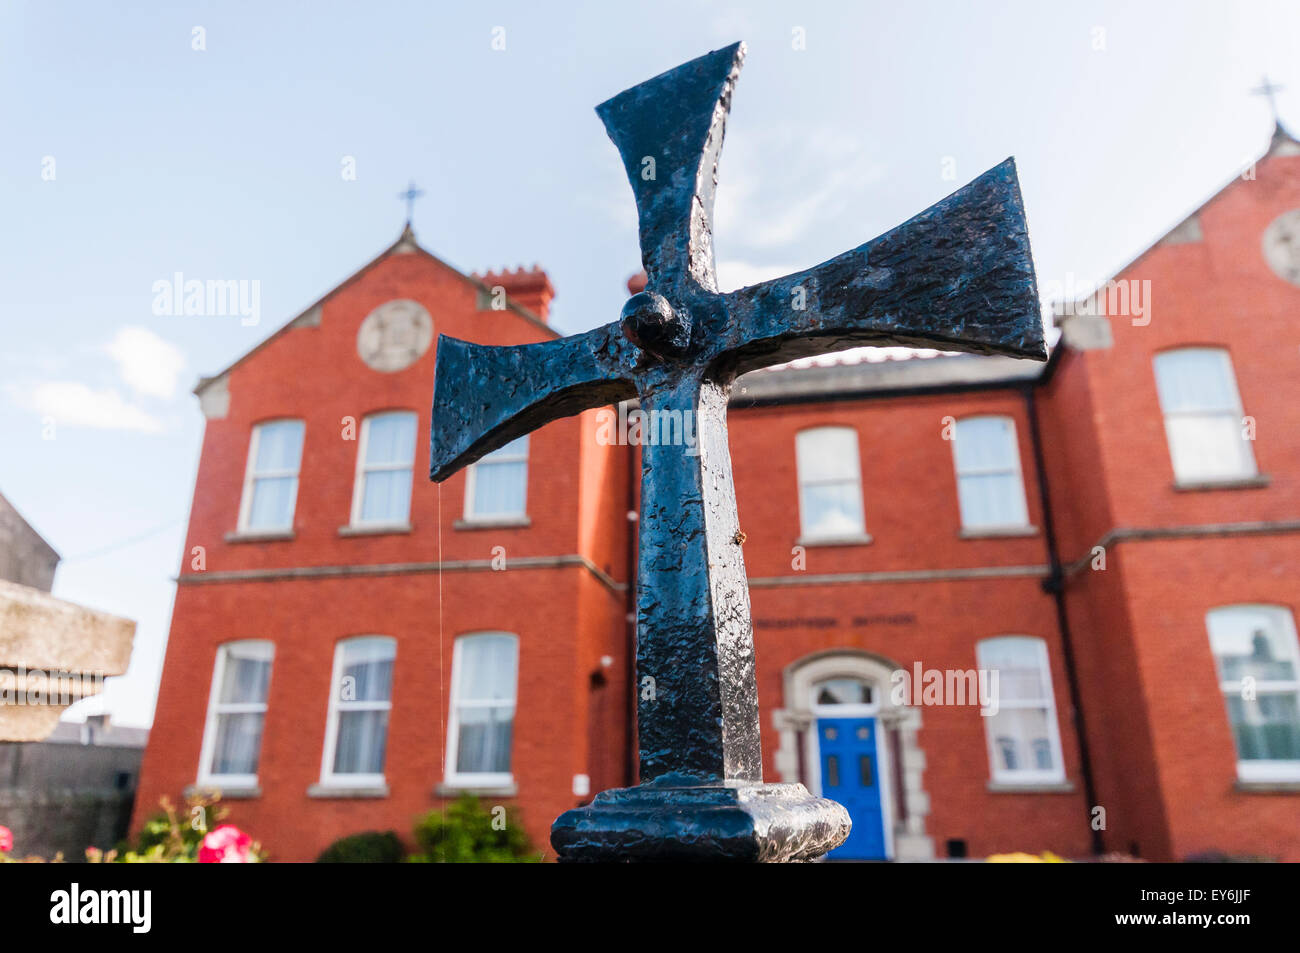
[
  {"left": 409, "top": 794, "right": 539, "bottom": 863},
  {"left": 111, "top": 793, "right": 217, "bottom": 863},
  {"left": 316, "top": 830, "right": 405, "bottom": 864}
]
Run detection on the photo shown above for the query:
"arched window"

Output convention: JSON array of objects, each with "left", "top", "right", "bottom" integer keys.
[
  {"left": 464, "top": 436, "right": 529, "bottom": 521},
  {"left": 320, "top": 636, "right": 397, "bottom": 787},
  {"left": 811, "top": 677, "right": 875, "bottom": 709},
  {"left": 238, "top": 420, "right": 305, "bottom": 533},
  {"left": 446, "top": 633, "right": 519, "bottom": 786},
  {"left": 1206, "top": 605, "right": 1300, "bottom": 781},
  {"left": 951, "top": 416, "right": 1029, "bottom": 531},
  {"left": 795, "top": 427, "right": 866, "bottom": 541},
  {"left": 976, "top": 636, "right": 1064, "bottom": 783},
  {"left": 350, "top": 411, "right": 417, "bottom": 528},
  {"left": 1153, "top": 348, "right": 1255, "bottom": 484},
  {"left": 198, "top": 640, "right": 275, "bottom": 788}
]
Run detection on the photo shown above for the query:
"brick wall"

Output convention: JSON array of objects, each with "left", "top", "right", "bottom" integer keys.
[{"left": 137, "top": 141, "right": 1300, "bottom": 861}]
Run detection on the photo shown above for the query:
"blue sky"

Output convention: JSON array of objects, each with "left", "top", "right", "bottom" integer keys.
[{"left": 1, "top": 0, "right": 1296, "bottom": 727}]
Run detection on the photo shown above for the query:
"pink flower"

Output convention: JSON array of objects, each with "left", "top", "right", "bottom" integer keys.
[
  {"left": 198, "top": 825, "right": 254, "bottom": 863},
  {"left": 0, "top": 826, "right": 12, "bottom": 853}
]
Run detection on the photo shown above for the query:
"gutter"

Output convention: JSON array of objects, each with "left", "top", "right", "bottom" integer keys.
[
  {"left": 1022, "top": 382, "right": 1105, "bottom": 857},
  {"left": 624, "top": 440, "right": 639, "bottom": 787},
  {"left": 732, "top": 344, "right": 1064, "bottom": 410}
]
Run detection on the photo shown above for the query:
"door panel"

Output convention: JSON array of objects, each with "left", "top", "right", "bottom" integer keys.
[{"left": 819, "top": 716, "right": 886, "bottom": 859}]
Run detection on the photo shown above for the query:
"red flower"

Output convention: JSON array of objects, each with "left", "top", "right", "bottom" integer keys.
[
  {"left": 0, "top": 825, "right": 12, "bottom": 853},
  {"left": 198, "top": 824, "right": 254, "bottom": 863}
]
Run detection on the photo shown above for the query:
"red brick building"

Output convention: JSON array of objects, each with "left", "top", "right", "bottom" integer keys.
[{"left": 134, "top": 125, "right": 1300, "bottom": 861}]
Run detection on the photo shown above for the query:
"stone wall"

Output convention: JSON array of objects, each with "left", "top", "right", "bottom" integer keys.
[{"left": 0, "top": 741, "right": 143, "bottom": 859}]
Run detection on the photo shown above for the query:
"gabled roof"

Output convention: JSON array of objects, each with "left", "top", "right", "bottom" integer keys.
[
  {"left": 0, "top": 489, "right": 59, "bottom": 563},
  {"left": 194, "top": 224, "right": 559, "bottom": 397},
  {"left": 1054, "top": 121, "right": 1300, "bottom": 319},
  {"left": 1268, "top": 119, "right": 1300, "bottom": 159}
]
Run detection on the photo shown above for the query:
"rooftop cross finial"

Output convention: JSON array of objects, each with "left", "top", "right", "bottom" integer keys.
[
  {"left": 1251, "top": 74, "right": 1285, "bottom": 125},
  {"left": 427, "top": 43, "right": 1046, "bottom": 862},
  {"left": 397, "top": 180, "right": 425, "bottom": 226}
]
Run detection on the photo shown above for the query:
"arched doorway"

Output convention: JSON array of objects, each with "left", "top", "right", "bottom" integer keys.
[{"left": 772, "top": 651, "right": 934, "bottom": 861}]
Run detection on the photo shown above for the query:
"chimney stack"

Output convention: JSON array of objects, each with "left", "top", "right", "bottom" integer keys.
[{"left": 473, "top": 265, "right": 556, "bottom": 322}]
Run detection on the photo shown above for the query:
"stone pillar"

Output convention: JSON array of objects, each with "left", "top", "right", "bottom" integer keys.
[{"left": 0, "top": 579, "right": 135, "bottom": 741}]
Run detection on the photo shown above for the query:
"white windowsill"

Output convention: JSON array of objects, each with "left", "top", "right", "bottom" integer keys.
[
  {"left": 454, "top": 516, "right": 531, "bottom": 530},
  {"left": 960, "top": 525, "right": 1039, "bottom": 539},
  {"left": 338, "top": 523, "right": 412, "bottom": 537},
  {"left": 186, "top": 783, "right": 262, "bottom": 799},
  {"left": 797, "top": 533, "right": 874, "bottom": 548},
  {"left": 1235, "top": 761, "right": 1300, "bottom": 788},
  {"left": 307, "top": 782, "right": 390, "bottom": 799},
  {"left": 225, "top": 529, "right": 295, "bottom": 543},
  {"left": 1234, "top": 780, "right": 1300, "bottom": 793},
  {"left": 436, "top": 780, "right": 518, "bottom": 797},
  {"left": 1172, "top": 474, "right": 1270, "bottom": 492},
  {"left": 987, "top": 779, "right": 1074, "bottom": 794}
]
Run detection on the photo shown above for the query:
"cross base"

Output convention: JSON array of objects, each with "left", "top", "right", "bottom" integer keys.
[{"left": 550, "top": 776, "right": 851, "bottom": 863}]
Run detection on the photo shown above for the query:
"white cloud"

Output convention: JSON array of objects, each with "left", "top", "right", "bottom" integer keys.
[
  {"left": 715, "top": 260, "right": 804, "bottom": 292},
  {"left": 715, "top": 125, "right": 888, "bottom": 252},
  {"left": 18, "top": 381, "right": 164, "bottom": 433},
  {"left": 106, "top": 326, "right": 186, "bottom": 400}
]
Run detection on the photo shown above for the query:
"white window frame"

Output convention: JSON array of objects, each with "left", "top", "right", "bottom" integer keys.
[
  {"left": 463, "top": 436, "right": 529, "bottom": 522},
  {"left": 976, "top": 636, "right": 1066, "bottom": 785},
  {"left": 1153, "top": 347, "right": 1256, "bottom": 485},
  {"left": 197, "top": 640, "right": 275, "bottom": 789},
  {"left": 444, "top": 632, "right": 519, "bottom": 789},
  {"left": 951, "top": 415, "right": 1031, "bottom": 531},
  {"left": 1206, "top": 605, "right": 1300, "bottom": 783},
  {"left": 348, "top": 411, "right": 417, "bottom": 529},
  {"left": 795, "top": 426, "right": 867, "bottom": 541},
  {"left": 319, "top": 636, "right": 396, "bottom": 788},
  {"left": 236, "top": 419, "right": 305, "bottom": 533}
]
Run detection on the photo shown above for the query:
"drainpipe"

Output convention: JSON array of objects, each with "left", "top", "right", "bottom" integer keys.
[
  {"left": 1022, "top": 383, "right": 1105, "bottom": 857},
  {"left": 624, "top": 430, "right": 639, "bottom": 787}
]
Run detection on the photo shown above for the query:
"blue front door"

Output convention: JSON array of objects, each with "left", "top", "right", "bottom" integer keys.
[{"left": 819, "top": 716, "right": 886, "bottom": 860}]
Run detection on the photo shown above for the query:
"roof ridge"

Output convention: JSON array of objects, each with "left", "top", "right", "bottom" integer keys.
[
  {"left": 753, "top": 346, "right": 966, "bottom": 374},
  {"left": 194, "top": 226, "right": 559, "bottom": 396},
  {"left": 1054, "top": 120, "right": 1300, "bottom": 314}
]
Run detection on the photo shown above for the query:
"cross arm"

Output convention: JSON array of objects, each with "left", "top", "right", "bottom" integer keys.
[
  {"left": 429, "top": 324, "right": 636, "bottom": 480},
  {"left": 596, "top": 42, "right": 744, "bottom": 293},
  {"left": 712, "top": 158, "right": 1046, "bottom": 377}
]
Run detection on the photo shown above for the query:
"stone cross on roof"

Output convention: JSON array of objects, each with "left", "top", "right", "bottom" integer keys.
[
  {"left": 397, "top": 180, "right": 425, "bottom": 225},
  {"left": 1251, "top": 75, "right": 1285, "bottom": 124},
  {"left": 428, "top": 42, "right": 1045, "bottom": 861}
]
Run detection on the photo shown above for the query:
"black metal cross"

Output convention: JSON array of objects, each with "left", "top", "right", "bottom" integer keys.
[
  {"left": 429, "top": 43, "right": 1044, "bottom": 861},
  {"left": 398, "top": 180, "right": 425, "bottom": 225}
]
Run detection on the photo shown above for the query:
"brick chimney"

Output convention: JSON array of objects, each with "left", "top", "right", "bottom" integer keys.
[{"left": 473, "top": 265, "right": 556, "bottom": 322}]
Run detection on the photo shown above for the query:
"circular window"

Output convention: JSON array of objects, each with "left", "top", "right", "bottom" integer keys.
[
  {"left": 356, "top": 299, "right": 433, "bottom": 372},
  {"left": 1262, "top": 209, "right": 1300, "bottom": 286}
]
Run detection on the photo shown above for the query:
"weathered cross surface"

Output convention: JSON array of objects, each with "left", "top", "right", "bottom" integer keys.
[{"left": 429, "top": 43, "right": 1045, "bottom": 861}]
